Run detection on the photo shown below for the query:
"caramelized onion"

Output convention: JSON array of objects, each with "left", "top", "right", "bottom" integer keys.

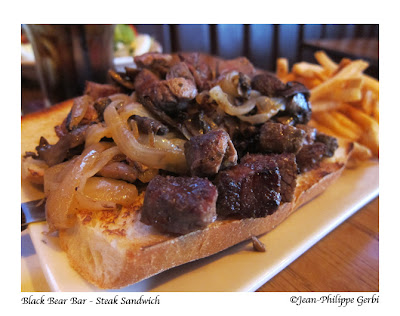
[
  {"left": 103, "top": 101, "right": 187, "bottom": 174},
  {"left": 85, "top": 123, "right": 112, "bottom": 147},
  {"left": 238, "top": 97, "right": 286, "bottom": 124},
  {"left": 118, "top": 101, "right": 154, "bottom": 122},
  {"left": 82, "top": 177, "right": 138, "bottom": 206},
  {"left": 69, "top": 95, "right": 92, "bottom": 129},
  {"left": 209, "top": 85, "right": 261, "bottom": 116},
  {"left": 45, "top": 143, "right": 121, "bottom": 231}
]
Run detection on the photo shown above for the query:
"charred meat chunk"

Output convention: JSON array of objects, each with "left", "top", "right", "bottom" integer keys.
[
  {"left": 166, "top": 61, "right": 196, "bottom": 82},
  {"left": 84, "top": 81, "right": 121, "bottom": 100},
  {"left": 216, "top": 155, "right": 281, "bottom": 218},
  {"left": 134, "top": 53, "right": 178, "bottom": 76},
  {"left": 296, "top": 124, "right": 317, "bottom": 145},
  {"left": 296, "top": 142, "right": 327, "bottom": 173},
  {"left": 315, "top": 133, "right": 338, "bottom": 157},
  {"left": 184, "top": 130, "right": 238, "bottom": 177},
  {"left": 140, "top": 176, "right": 218, "bottom": 234},
  {"left": 251, "top": 73, "right": 286, "bottom": 97},
  {"left": 134, "top": 67, "right": 197, "bottom": 115},
  {"left": 218, "top": 57, "right": 256, "bottom": 78},
  {"left": 241, "top": 153, "right": 297, "bottom": 203},
  {"left": 259, "top": 122, "right": 306, "bottom": 154}
]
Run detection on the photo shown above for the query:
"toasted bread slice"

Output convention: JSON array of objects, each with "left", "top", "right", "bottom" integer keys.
[
  {"left": 22, "top": 98, "right": 353, "bottom": 289},
  {"left": 58, "top": 142, "right": 352, "bottom": 289}
]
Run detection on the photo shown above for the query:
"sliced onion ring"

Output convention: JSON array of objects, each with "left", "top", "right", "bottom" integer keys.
[
  {"left": 45, "top": 143, "right": 121, "bottom": 231},
  {"left": 209, "top": 85, "right": 261, "bottom": 116},
  {"left": 103, "top": 101, "right": 187, "bottom": 174}
]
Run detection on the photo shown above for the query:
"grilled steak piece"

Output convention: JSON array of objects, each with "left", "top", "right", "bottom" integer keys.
[
  {"left": 134, "top": 53, "right": 179, "bottom": 76},
  {"left": 134, "top": 65, "right": 197, "bottom": 115},
  {"left": 296, "top": 124, "right": 317, "bottom": 145},
  {"left": 140, "top": 176, "right": 218, "bottom": 234},
  {"left": 315, "top": 133, "right": 338, "bottom": 157},
  {"left": 84, "top": 81, "right": 121, "bottom": 101},
  {"left": 259, "top": 122, "right": 306, "bottom": 154},
  {"left": 296, "top": 142, "right": 327, "bottom": 173},
  {"left": 216, "top": 155, "right": 281, "bottom": 218},
  {"left": 241, "top": 153, "right": 297, "bottom": 203},
  {"left": 184, "top": 130, "right": 238, "bottom": 177},
  {"left": 251, "top": 73, "right": 286, "bottom": 97},
  {"left": 166, "top": 62, "right": 196, "bottom": 82}
]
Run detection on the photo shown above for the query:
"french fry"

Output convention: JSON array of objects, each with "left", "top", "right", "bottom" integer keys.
[
  {"left": 361, "top": 90, "right": 374, "bottom": 116},
  {"left": 308, "top": 118, "right": 339, "bottom": 138},
  {"left": 372, "top": 99, "right": 379, "bottom": 122},
  {"left": 292, "top": 62, "right": 328, "bottom": 80},
  {"left": 314, "top": 51, "right": 337, "bottom": 75},
  {"left": 278, "top": 51, "right": 379, "bottom": 160},
  {"left": 346, "top": 142, "right": 373, "bottom": 168},
  {"left": 276, "top": 58, "right": 289, "bottom": 80},
  {"left": 312, "top": 111, "right": 360, "bottom": 141},
  {"left": 311, "top": 100, "right": 342, "bottom": 112},
  {"left": 339, "top": 103, "right": 379, "bottom": 156},
  {"left": 310, "top": 60, "right": 369, "bottom": 102},
  {"left": 363, "top": 75, "right": 379, "bottom": 96},
  {"left": 329, "top": 111, "right": 363, "bottom": 137}
]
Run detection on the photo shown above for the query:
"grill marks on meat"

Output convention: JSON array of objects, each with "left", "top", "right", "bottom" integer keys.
[
  {"left": 241, "top": 153, "right": 297, "bottom": 203},
  {"left": 140, "top": 176, "right": 218, "bottom": 234},
  {"left": 296, "top": 143, "right": 327, "bottom": 173},
  {"left": 259, "top": 122, "right": 306, "bottom": 154},
  {"left": 134, "top": 53, "right": 179, "bottom": 76},
  {"left": 84, "top": 81, "right": 122, "bottom": 100},
  {"left": 134, "top": 66, "right": 198, "bottom": 126},
  {"left": 216, "top": 155, "right": 282, "bottom": 218},
  {"left": 259, "top": 122, "right": 335, "bottom": 174},
  {"left": 184, "top": 130, "right": 238, "bottom": 177},
  {"left": 315, "top": 133, "right": 338, "bottom": 157},
  {"left": 251, "top": 73, "right": 287, "bottom": 97}
]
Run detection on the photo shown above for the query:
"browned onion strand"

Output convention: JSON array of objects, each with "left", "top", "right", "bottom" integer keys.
[
  {"left": 45, "top": 143, "right": 122, "bottom": 230},
  {"left": 82, "top": 177, "right": 138, "bottom": 206},
  {"left": 103, "top": 101, "right": 187, "bottom": 174},
  {"left": 210, "top": 85, "right": 260, "bottom": 116},
  {"left": 69, "top": 96, "right": 91, "bottom": 128},
  {"left": 85, "top": 123, "right": 112, "bottom": 147}
]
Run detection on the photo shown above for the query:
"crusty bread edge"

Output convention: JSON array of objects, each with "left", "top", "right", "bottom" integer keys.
[
  {"left": 59, "top": 143, "right": 352, "bottom": 289},
  {"left": 21, "top": 98, "right": 353, "bottom": 290}
]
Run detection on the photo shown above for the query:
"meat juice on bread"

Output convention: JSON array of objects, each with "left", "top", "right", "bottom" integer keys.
[{"left": 21, "top": 52, "right": 353, "bottom": 289}]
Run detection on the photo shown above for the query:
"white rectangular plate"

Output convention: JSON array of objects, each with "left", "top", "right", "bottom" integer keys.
[{"left": 24, "top": 161, "right": 379, "bottom": 292}]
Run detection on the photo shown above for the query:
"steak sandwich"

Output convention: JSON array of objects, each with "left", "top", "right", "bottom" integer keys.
[{"left": 21, "top": 52, "right": 353, "bottom": 289}]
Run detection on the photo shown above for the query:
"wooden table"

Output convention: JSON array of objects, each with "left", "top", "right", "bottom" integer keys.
[{"left": 257, "top": 197, "right": 379, "bottom": 292}]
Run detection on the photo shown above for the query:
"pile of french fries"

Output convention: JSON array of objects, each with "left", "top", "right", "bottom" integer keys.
[{"left": 276, "top": 51, "right": 379, "bottom": 167}]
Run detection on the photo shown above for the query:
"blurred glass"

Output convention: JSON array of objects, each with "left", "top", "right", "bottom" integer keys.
[{"left": 22, "top": 24, "right": 115, "bottom": 106}]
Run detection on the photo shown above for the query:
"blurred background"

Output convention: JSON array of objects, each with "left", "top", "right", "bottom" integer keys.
[{"left": 21, "top": 24, "right": 378, "bottom": 114}]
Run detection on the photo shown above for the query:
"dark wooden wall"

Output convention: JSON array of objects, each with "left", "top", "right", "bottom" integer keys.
[{"left": 135, "top": 24, "right": 378, "bottom": 73}]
